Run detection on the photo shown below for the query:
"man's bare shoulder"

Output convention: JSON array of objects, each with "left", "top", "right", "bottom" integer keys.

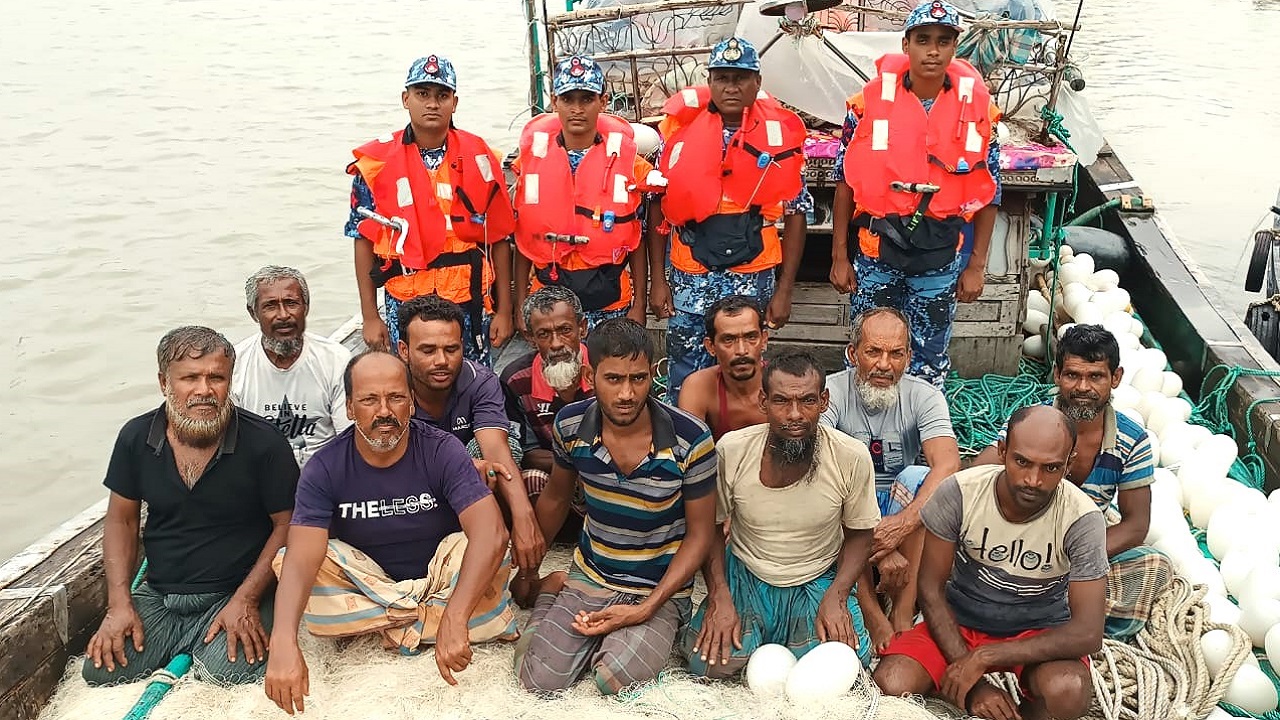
[{"left": 677, "top": 367, "right": 719, "bottom": 411}]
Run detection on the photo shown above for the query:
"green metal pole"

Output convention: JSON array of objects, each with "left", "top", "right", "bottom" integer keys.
[{"left": 524, "top": 0, "right": 547, "bottom": 114}]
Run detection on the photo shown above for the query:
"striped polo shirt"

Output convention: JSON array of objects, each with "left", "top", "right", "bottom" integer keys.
[
  {"left": 996, "top": 400, "right": 1155, "bottom": 509},
  {"left": 551, "top": 397, "right": 716, "bottom": 596}
]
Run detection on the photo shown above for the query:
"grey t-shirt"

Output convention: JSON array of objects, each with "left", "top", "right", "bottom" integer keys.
[
  {"left": 921, "top": 466, "right": 1109, "bottom": 636},
  {"left": 820, "top": 370, "right": 955, "bottom": 491}
]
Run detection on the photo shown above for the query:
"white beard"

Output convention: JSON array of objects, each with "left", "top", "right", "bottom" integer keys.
[
  {"left": 856, "top": 379, "right": 901, "bottom": 412},
  {"left": 542, "top": 354, "right": 583, "bottom": 391}
]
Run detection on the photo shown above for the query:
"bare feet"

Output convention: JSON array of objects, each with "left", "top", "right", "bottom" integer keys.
[
  {"left": 536, "top": 571, "right": 567, "bottom": 597},
  {"left": 865, "top": 609, "right": 896, "bottom": 655}
]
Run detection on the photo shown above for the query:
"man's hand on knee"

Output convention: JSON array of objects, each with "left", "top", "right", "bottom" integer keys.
[
  {"left": 968, "top": 680, "right": 1022, "bottom": 720},
  {"left": 871, "top": 512, "right": 919, "bottom": 563},
  {"left": 87, "top": 603, "right": 145, "bottom": 673}
]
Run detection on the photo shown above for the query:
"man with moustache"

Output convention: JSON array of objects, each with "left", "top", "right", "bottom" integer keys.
[
  {"left": 84, "top": 327, "right": 299, "bottom": 687},
  {"left": 265, "top": 352, "right": 517, "bottom": 714},
  {"left": 514, "top": 319, "right": 718, "bottom": 695},
  {"left": 973, "top": 324, "right": 1163, "bottom": 639},
  {"left": 875, "top": 406, "right": 1104, "bottom": 720},
  {"left": 677, "top": 295, "right": 769, "bottom": 440},
  {"left": 396, "top": 294, "right": 546, "bottom": 574},
  {"left": 681, "top": 350, "right": 880, "bottom": 678},
  {"left": 232, "top": 266, "right": 352, "bottom": 467},
  {"left": 820, "top": 307, "right": 960, "bottom": 653},
  {"left": 648, "top": 37, "right": 810, "bottom": 403},
  {"left": 500, "top": 287, "right": 592, "bottom": 532}
]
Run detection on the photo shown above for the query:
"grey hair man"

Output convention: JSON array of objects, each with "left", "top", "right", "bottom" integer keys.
[
  {"left": 84, "top": 326, "right": 299, "bottom": 687},
  {"left": 820, "top": 307, "right": 961, "bottom": 655},
  {"left": 232, "top": 265, "right": 352, "bottom": 466},
  {"left": 502, "top": 286, "right": 592, "bottom": 535}
]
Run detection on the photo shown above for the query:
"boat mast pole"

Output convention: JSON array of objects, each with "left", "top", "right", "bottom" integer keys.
[{"left": 525, "top": 0, "right": 547, "bottom": 114}]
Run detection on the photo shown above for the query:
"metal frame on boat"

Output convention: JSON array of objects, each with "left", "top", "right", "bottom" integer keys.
[{"left": 6, "top": 2, "right": 1280, "bottom": 718}]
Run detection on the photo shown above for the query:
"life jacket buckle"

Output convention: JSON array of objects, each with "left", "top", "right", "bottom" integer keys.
[
  {"left": 542, "top": 233, "right": 591, "bottom": 246},
  {"left": 356, "top": 206, "right": 412, "bottom": 272},
  {"left": 470, "top": 213, "right": 485, "bottom": 225},
  {"left": 602, "top": 211, "right": 616, "bottom": 233},
  {"left": 890, "top": 181, "right": 941, "bottom": 194}
]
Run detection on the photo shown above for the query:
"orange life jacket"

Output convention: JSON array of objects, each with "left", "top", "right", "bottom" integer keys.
[
  {"left": 347, "top": 127, "right": 515, "bottom": 305},
  {"left": 513, "top": 113, "right": 643, "bottom": 269},
  {"left": 843, "top": 54, "right": 996, "bottom": 221},
  {"left": 658, "top": 86, "right": 806, "bottom": 226}
]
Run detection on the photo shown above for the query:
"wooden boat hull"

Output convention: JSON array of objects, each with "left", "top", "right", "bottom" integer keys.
[{"left": 4, "top": 154, "right": 1279, "bottom": 718}]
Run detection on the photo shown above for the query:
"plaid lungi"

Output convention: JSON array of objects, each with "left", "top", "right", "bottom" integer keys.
[
  {"left": 1104, "top": 545, "right": 1172, "bottom": 640},
  {"left": 514, "top": 568, "right": 691, "bottom": 695},
  {"left": 272, "top": 534, "right": 519, "bottom": 653}
]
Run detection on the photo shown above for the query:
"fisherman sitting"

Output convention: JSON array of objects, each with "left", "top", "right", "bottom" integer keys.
[
  {"left": 513, "top": 319, "right": 718, "bottom": 696},
  {"left": 396, "top": 294, "right": 546, "bottom": 574},
  {"left": 500, "top": 286, "right": 593, "bottom": 542},
  {"left": 232, "top": 265, "right": 352, "bottom": 467},
  {"left": 676, "top": 295, "right": 769, "bottom": 441},
  {"left": 681, "top": 349, "right": 880, "bottom": 677},
  {"left": 83, "top": 327, "right": 299, "bottom": 687},
  {"left": 511, "top": 55, "right": 659, "bottom": 331},
  {"left": 972, "top": 324, "right": 1167, "bottom": 639},
  {"left": 820, "top": 307, "right": 961, "bottom": 653},
  {"left": 265, "top": 351, "right": 517, "bottom": 714},
  {"left": 875, "top": 405, "right": 1104, "bottom": 720}
]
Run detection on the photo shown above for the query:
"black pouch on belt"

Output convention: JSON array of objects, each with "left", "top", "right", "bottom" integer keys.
[{"left": 678, "top": 210, "right": 766, "bottom": 271}]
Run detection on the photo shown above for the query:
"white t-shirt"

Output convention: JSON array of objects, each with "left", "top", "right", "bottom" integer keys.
[
  {"left": 716, "top": 424, "right": 881, "bottom": 587},
  {"left": 232, "top": 332, "right": 352, "bottom": 467}
]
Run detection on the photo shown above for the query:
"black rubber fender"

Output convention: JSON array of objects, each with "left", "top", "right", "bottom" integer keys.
[{"left": 1245, "top": 229, "right": 1274, "bottom": 293}]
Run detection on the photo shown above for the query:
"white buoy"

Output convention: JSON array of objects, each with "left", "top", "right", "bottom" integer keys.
[
  {"left": 1022, "top": 335, "right": 1046, "bottom": 359},
  {"left": 1161, "top": 372, "right": 1184, "bottom": 398},
  {"left": 1057, "top": 322, "right": 1077, "bottom": 340},
  {"left": 784, "top": 642, "right": 862, "bottom": 703},
  {"left": 1073, "top": 253, "right": 1096, "bottom": 276},
  {"left": 1027, "top": 291, "right": 1051, "bottom": 316},
  {"left": 745, "top": 644, "right": 798, "bottom": 697},
  {"left": 1163, "top": 396, "right": 1193, "bottom": 424},
  {"left": 630, "top": 123, "right": 662, "bottom": 156},
  {"left": 1241, "top": 567, "right": 1280, "bottom": 610},
  {"left": 1060, "top": 244, "right": 1075, "bottom": 261},
  {"left": 1023, "top": 309, "right": 1050, "bottom": 335},
  {"left": 1221, "top": 551, "right": 1264, "bottom": 598},
  {"left": 1207, "top": 707, "right": 1237, "bottom": 720},
  {"left": 1088, "top": 268, "right": 1120, "bottom": 292},
  {"left": 1060, "top": 261, "right": 1090, "bottom": 286},
  {"left": 1207, "top": 502, "right": 1267, "bottom": 559},
  {"left": 1074, "top": 302, "right": 1104, "bottom": 326},
  {"left": 1223, "top": 663, "right": 1279, "bottom": 714},
  {"left": 1138, "top": 390, "right": 1171, "bottom": 426},
  {"left": 1200, "top": 435, "right": 1240, "bottom": 477},
  {"left": 1201, "top": 629, "right": 1237, "bottom": 677},
  {"left": 1117, "top": 331, "right": 1142, "bottom": 350},
  {"left": 1131, "top": 366, "right": 1164, "bottom": 394},
  {"left": 1111, "top": 384, "right": 1141, "bottom": 412},
  {"left": 1207, "top": 594, "right": 1244, "bottom": 626},
  {"left": 1139, "top": 347, "right": 1168, "bottom": 373},
  {"left": 1266, "top": 624, "right": 1280, "bottom": 666},
  {"left": 1185, "top": 557, "right": 1227, "bottom": 597},
  {"left": 1240, "top": 597, "right": 1280, "bottom": 647},
  {"left": 1189, "top": 477, "right": 1236, "bottom": 529}
]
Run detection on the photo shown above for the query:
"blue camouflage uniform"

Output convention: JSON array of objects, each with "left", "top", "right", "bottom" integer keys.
[
  {"left": 345, "top": 54, "right": 495, "bottom": 365},
  {"left": 660, "top": 38, "right": 813, "bottom": 403},
  {"left": 834, "top": 0, "right": 1003, "bottom": 388}
]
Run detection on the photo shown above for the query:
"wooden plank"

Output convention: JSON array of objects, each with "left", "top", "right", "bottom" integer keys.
[
  {"left": 791, "top": 283, "right": 846, "bottom": 305},
  {"left": 0, "top": 591, "right": 66, "bottom": 700},
  {"left": 951, "top": 321, "right": 1017, "bottom": 338},
  {"left": 788, "top": 303, "right": 846, "bottom": 326},
  {"left": 950, "top": 337, "right": 1022, "bottom": 376},
  {"left": 0, "top": 621, "right": 98, "bottom": 720},
  {"left": 0, "top": 499, "right": 106, "bottom": 590},
  {"left": 954, "top": 302, "right": 1000, "bottom": 323},
  {"left": 975, "top": 283, "right": 1022, "bottom": 302}
]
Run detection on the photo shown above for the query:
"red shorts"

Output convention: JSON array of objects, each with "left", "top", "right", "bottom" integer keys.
[{"left": 881, "top": 623, "right": 1089, "bottom": 696}]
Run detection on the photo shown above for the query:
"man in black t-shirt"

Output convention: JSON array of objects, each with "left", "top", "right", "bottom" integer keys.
[{"left": 82, "top": 326, "right": 299, "bottom": 686}]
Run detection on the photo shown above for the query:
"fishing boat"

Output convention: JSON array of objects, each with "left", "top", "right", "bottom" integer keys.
[{"left": 6, "top": 1, "right": 1280, "bottom": 718}]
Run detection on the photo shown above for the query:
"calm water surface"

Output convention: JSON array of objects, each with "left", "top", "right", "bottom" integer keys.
[{"left": 1, "top": 0, "right": 1277, "bottom": 558}]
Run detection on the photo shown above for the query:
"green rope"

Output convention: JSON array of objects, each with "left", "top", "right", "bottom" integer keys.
[
  {"left": 131, "top": 558, "right": 148, "bottom": 593},
  {"left": 1190, "top": 364, "right": 1280, "bottom": 490},
  {"left": 1039, "top": 105, "right": 1079, "bottom": 214},
  {"left": 943, "top": 358, "right": 1055, "bottom": 456}
]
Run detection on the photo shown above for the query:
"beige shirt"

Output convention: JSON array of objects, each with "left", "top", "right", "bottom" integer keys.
[{"left": 717, "top": 424, "right": 881, "bottom": 587}]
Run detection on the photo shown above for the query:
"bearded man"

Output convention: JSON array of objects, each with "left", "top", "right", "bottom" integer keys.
[
  {"left": 681, "top": 349, "right": 880, "bottom": 677},
  {"left": 501, "top": 286, "right": 593, "bottom": 527},
  {"left": 820, "top": 307, "right": 961, "bottom": 654},
  {"left": 84, "top": 327, "right": 300, "bottom": 687},
  {"left": 972, "top": 324, "right": 1165, "bottom": 640},
  {"left": 232, "top": 266, "right": 352, "bottom": 467},
  {"left": 265, "top": 351, "right": 517, "bottom": 714}
]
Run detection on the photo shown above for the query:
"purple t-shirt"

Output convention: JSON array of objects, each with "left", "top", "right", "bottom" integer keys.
[
  {"left": 414, "top": 359, "right": 511, "bottom": 446},
  {"left": 291, "top": 419, "right": 491, "bottom": 581}
]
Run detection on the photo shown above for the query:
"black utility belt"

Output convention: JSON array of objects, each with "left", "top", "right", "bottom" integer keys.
[{"left": 677, "top": 209, "right": 766, "bottom": 271}]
